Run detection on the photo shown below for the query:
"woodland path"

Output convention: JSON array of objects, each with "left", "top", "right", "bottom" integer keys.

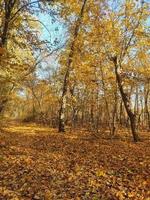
[{"left": 0, "top": 122, "right": 150, "bottom": 200}]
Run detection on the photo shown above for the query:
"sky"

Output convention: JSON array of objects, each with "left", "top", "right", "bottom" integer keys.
[
  {"left": 35, "top": 10, "right": 67, "bottom": 79},
  {"left": 33, "top": 0, "right": 150, "bottom": 79}
]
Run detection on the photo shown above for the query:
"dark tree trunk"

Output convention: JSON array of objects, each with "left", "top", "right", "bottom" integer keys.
[
  {"left": 0, "top": 0, "right": 16, "bottom": 115},
  {"left": 58, "top": 0, "right": 88, "bottom": 132},
  {"left": 0, "top": 99, "right": 8, "bottom": 114},
  {"left": 112, "top": 56, "right": 139, "bottom": 142},
  {"left": 0, "top": 0, "right": 16, "bottom": 47}
]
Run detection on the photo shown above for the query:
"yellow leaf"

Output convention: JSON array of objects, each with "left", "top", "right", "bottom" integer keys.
[
  {"left": 116, "top": 191, "right": 125, "bottom": 200},
  {"left": 128, "top": 191, "right": 135, "bottom": 198},
  {"left": 96, "top": 170, "right": 106, "bottom": 177},
  {"left": 45, "top": 190, "right": 53, "bottom": 200}
]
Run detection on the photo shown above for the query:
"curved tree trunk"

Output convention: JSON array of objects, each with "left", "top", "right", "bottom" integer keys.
[
  {"left": 58, "top": 0, "right": 88, "bottom": 132},
  {"left": 112, "top": 56, "right": 139, "bottom": 142}
]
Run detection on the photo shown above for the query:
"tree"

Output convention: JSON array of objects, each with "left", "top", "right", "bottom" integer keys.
[
  {"left": 83, "top": 0, "right": 149, "bottom": 141},
  {"left": 58, "top": 0, "right": 88, "bottom": 132},
  {"left": 0, "top": 0, "right": 54, "bottom": 115}
]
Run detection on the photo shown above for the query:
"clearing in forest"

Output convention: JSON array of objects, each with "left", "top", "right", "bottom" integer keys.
[{"left": 0, "top": 122, "right": 150, "bottom": 200}]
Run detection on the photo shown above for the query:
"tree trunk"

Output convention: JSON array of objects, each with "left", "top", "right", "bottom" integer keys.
[
  {"left": 0, "top": 99, "right": 8, "bottom": 114},
  {"left": 99, "top": 65, "right": 112, "bottom": 134},
  {"left": 0, "top": 0, "right": 16, "bottom": 115},
  {"left": 59, "top": 94, "right": 67, "bottom": 132},
  {"left": 58, "top": 0, "right": 88, "bottom": 132},
  {"left": 111, "top": 88, "right": 118, "bottom": 136},
  {"left": 112, "top": 56, "right": 139, "bottom": 142},
  {"left": 144, "top": 83, "right": 150, "bottom": 130}
]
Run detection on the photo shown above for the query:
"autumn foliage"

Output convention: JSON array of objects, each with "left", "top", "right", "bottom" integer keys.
[
  {"left": 0, "top": 122, "right": 150, "bottom": 199},
  {"left": 0, "top": 0, "right": 150, "bottom": 199}
]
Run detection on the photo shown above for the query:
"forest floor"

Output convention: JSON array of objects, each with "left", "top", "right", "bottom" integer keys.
[{"left": 0, "top": 122, "right": 150, "bottom": 200}]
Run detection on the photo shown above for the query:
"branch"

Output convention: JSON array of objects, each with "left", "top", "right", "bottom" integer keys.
[{"left": 9, "top": 0, "right": 53, "bottom": 23}]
